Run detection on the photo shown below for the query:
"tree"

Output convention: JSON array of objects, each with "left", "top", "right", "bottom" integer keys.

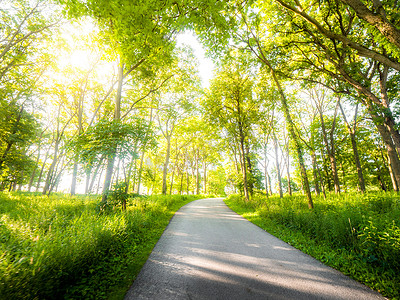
[
  {"left": 0, "top": 0, "right": 58, "bottom": 190},
  {"left": 309, "top": 87, "right": 341, "bottom": 194},
  {"left": 204, "top": 52, "right": 262, "bottom": 201},
  {"left": 339, "top": 0, "right": 400, "bottom": 53},
  {"left": 74, "top": 117, "right": 151, "bottom": 187},
  {"left": 338, "top": 100, "right": 366, "bottom": 192},
  {"left": 214, "top": 5, "right": 314, "bottom": 207},
  {"left": 254, "top": 0, "right": 400, "bottom": 191},
  {"left": 156, "top": 94, "right": 199, "bottom": 195},
  {"left": 55, "top": 0, "right": 243, "bottom": 198},
  {"left": 41, "top": 101, "right": 74, "bottom": 195},
  {"left": 207, "top": 165, "right": 227, "bottom": 196},
  {"left": 1, "top": 0, "right": 57, "bottom": 81}
]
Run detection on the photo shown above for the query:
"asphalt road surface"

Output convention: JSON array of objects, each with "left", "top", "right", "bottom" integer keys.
[{"left": 124, "top": 198, "right": 385, "bottom": 300}]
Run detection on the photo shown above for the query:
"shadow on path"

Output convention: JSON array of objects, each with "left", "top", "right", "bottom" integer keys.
[{"left": 124, "top": 198, "right": 385, "bottom": 300}]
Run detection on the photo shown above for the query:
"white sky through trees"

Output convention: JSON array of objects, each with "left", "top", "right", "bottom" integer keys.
[{"left": 176, "top": 31, "right": 214, "bottom": 88}]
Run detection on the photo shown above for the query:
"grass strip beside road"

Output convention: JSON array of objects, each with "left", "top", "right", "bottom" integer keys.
[
  {"left": 224, "top": 193, "right": 400, "bottom": 300},
  {"left": 0, "top": 192, "right": 202, "bottom": 300}
]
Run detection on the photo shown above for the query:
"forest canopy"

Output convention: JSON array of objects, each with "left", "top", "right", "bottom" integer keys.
[{"left": 1, "top": 0, "right": 400, "bottom": 204}]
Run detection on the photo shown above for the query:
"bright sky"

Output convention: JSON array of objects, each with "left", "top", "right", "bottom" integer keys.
[
  {"left": 56, "top": 24, "right": 213, "bottom": 87},
  {"left": 176, "top": 31, "right": 214, "bottom": 88}
]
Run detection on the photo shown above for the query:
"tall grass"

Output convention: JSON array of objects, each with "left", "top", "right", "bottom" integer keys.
[
  {"left": 225, "top": 192, "right": 400, "bottom": 299},
  {"left": 0, "top": 192, "right": 201, "bottom": 299}
]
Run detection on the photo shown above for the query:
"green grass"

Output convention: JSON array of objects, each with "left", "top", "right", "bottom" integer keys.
[
  {"left": 0, "top": 191, "right": 202, "bottom": 299},
  {"left": 225, "top": 192, "right": 400, "bottom": 300}
]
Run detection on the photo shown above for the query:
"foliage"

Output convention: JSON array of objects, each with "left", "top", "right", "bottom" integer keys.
[
  {"left": 225, "top": 192, "right": 400, "bottom": 299},
  {"left": 73, "top": 118, "right": 154, "bottom": 165},
  {"left": 203, "top": 51, "right": 264, "bottom": 200},
  {"left": 0, "top": 0, "right": 59, "bottom": 192},
  {"left": 280, "top": 177, "right": 300, "bottom": 193},
  {"left": 0, "top": 101, "right": 40, "bottom": 188},
  {"left": 99, "top": 181, "right": 130, "bottom": 212},
  {"left": 207, "top": 166, "right": 227, "bottom": 196},
  {"left": 0, "top": 191, "right": 202, "bottom": 299}
]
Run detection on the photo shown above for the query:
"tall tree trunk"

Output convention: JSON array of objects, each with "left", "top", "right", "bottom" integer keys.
[
  {"left": 377, "top": 173, "right": 387, "bottom": 191},
  {"left": 191, "top": 162, "right": 196, "bottom": 195},
  {"left": 114, "top": 158, "right": 121, "bottom": 187},
  {"left": 318, "top": 102, "right": 340, "bottom": 193},
  {"left": 267, "top": 62, "right": 313, "bottom": 208},
  {"left": 232, "top": 145, "right": 241, "bottom": 173},
  {"left": 245, "top": 144, "right": 254, "bottom": 196},
  {"left": 248, "top": 40, "right": 313, "bottom": 208},
  {"left": 36, "top": 144, "right": 51, "bottom": 192},
  {"left": 88, "top": 158, "right": 104, "bottom": 194},
  {"left": 379, "top": 65, "right": 400, "bottom": 160},
  {"left": 310, "top": 151, "right": 320, "bottom": 195},
  {"left": 17, "top": 170, "right": 24, "bottom": 191},
  {"left": 102, "top": 154, "right": 117, "bottom": 201},
  {"left": 372, "top": 114, "right": 400, "bottom": 191},
  {"left": 337, "top": 63, "right": 400, "bottom": 190},
  {"left": 12, "top": 181, "right": 17, "bottom": 192},
  {"left": 196, "top": 149, "right": 200, "bottom": 195},
  {"left": 317, "top": 164, "right": 327, "bottom": 199},
  {"left": 387, "top": 154, "right": 399, "bottom": 191},
  {"left": 137, "top": 108, "right": 153, "bottom": 194},
  {"left": 42, "top": 139, "right": 60, "bottom": 195},
  {"left": 28, "top": 129, "right": 46, "bottom": 192},
  {"left": 136, "top": 150, "right": 146, "bottom": 195},
  {"left": 84, "top": 167, "right": 91, "bottom": 194},
  {"left": 186, "top": 165, "right": 190, "bottom": 195},
  {"left": 264, "top": 150, "right": 269, "bottom": 197},
  {"left": 285, "top": 145, "right": 292, "bottom": 196},
  {"left": 239, "top": 129, "right": 250, "bottom": 201},
  {"left": 102, "top": 61, "right": 123, "bottom": 203},
  {"left": 264, "top": 168, "right": 269, "bottom": 197},
  {"left": 320, "top": 146, "right": 332, "bottom": 191},
  {"left": 180, "top": 171, "right": 184, "bottom": 195},
  {"left": 375, "top": 156, "right": 388, "bottom": 191},
  {"left": 96, "top": 167, "right": 104, "bottom": 195},
  {"left": 273, "top": 136, "right": 283, "bottom": 198},
  {"left": 267, "top": 173, "right": 273, "bottom": 195},
  {"left": 28, "top": 145, "right": 41, "bottom": 192},
  {"left": 203, "top": 162, "right": 207, "bottom": 194},
  {"left": 50, "top": 169, "right": 63, "bottom": 194},
  {"left": 169, "top": 164, "right": 175, "bottom": 195},
  {"left": 48, "top": 153, "right": 68, "bottom": 195},
  {"left": 125, "top": 154, "right": 136, "bottom": 193},
  {"left": 349, "top": 130, "right": 365, "bottom": 192},
  {"left": 71, "top": 161, "right": 78, "bottom": 195},
  {"left": 338, "top": 102, "right": 366, "bottom": 192},
  {"left": 71, "top": 84, "right": 84, "bottom": 195},
  {"left": 162, "top": 135, "right": 171, "bottom": 195}
]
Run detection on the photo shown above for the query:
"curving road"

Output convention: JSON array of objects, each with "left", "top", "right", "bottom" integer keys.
[{"left": 124, "top": 198, "right": 385, "bottom": 300}]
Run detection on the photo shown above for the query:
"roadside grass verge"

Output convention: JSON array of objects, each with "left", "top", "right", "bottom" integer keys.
[
  {"left": 225, "top": 192, "right": 400, "bottom": 300},
  {"left": 0, "top": 191, "right": 202, "bottom": 299}
]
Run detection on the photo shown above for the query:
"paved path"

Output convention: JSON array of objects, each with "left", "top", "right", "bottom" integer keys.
[{"left": 125, "top": 198, "right": 385, "bottom": 300}]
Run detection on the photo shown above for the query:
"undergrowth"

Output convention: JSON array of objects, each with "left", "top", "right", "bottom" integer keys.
[
  {"left": 0, "top": 191, "right": 201, "bottom": 299},
  {"left": 225, "top": 192, "right": 400, "bottom": 300}
]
